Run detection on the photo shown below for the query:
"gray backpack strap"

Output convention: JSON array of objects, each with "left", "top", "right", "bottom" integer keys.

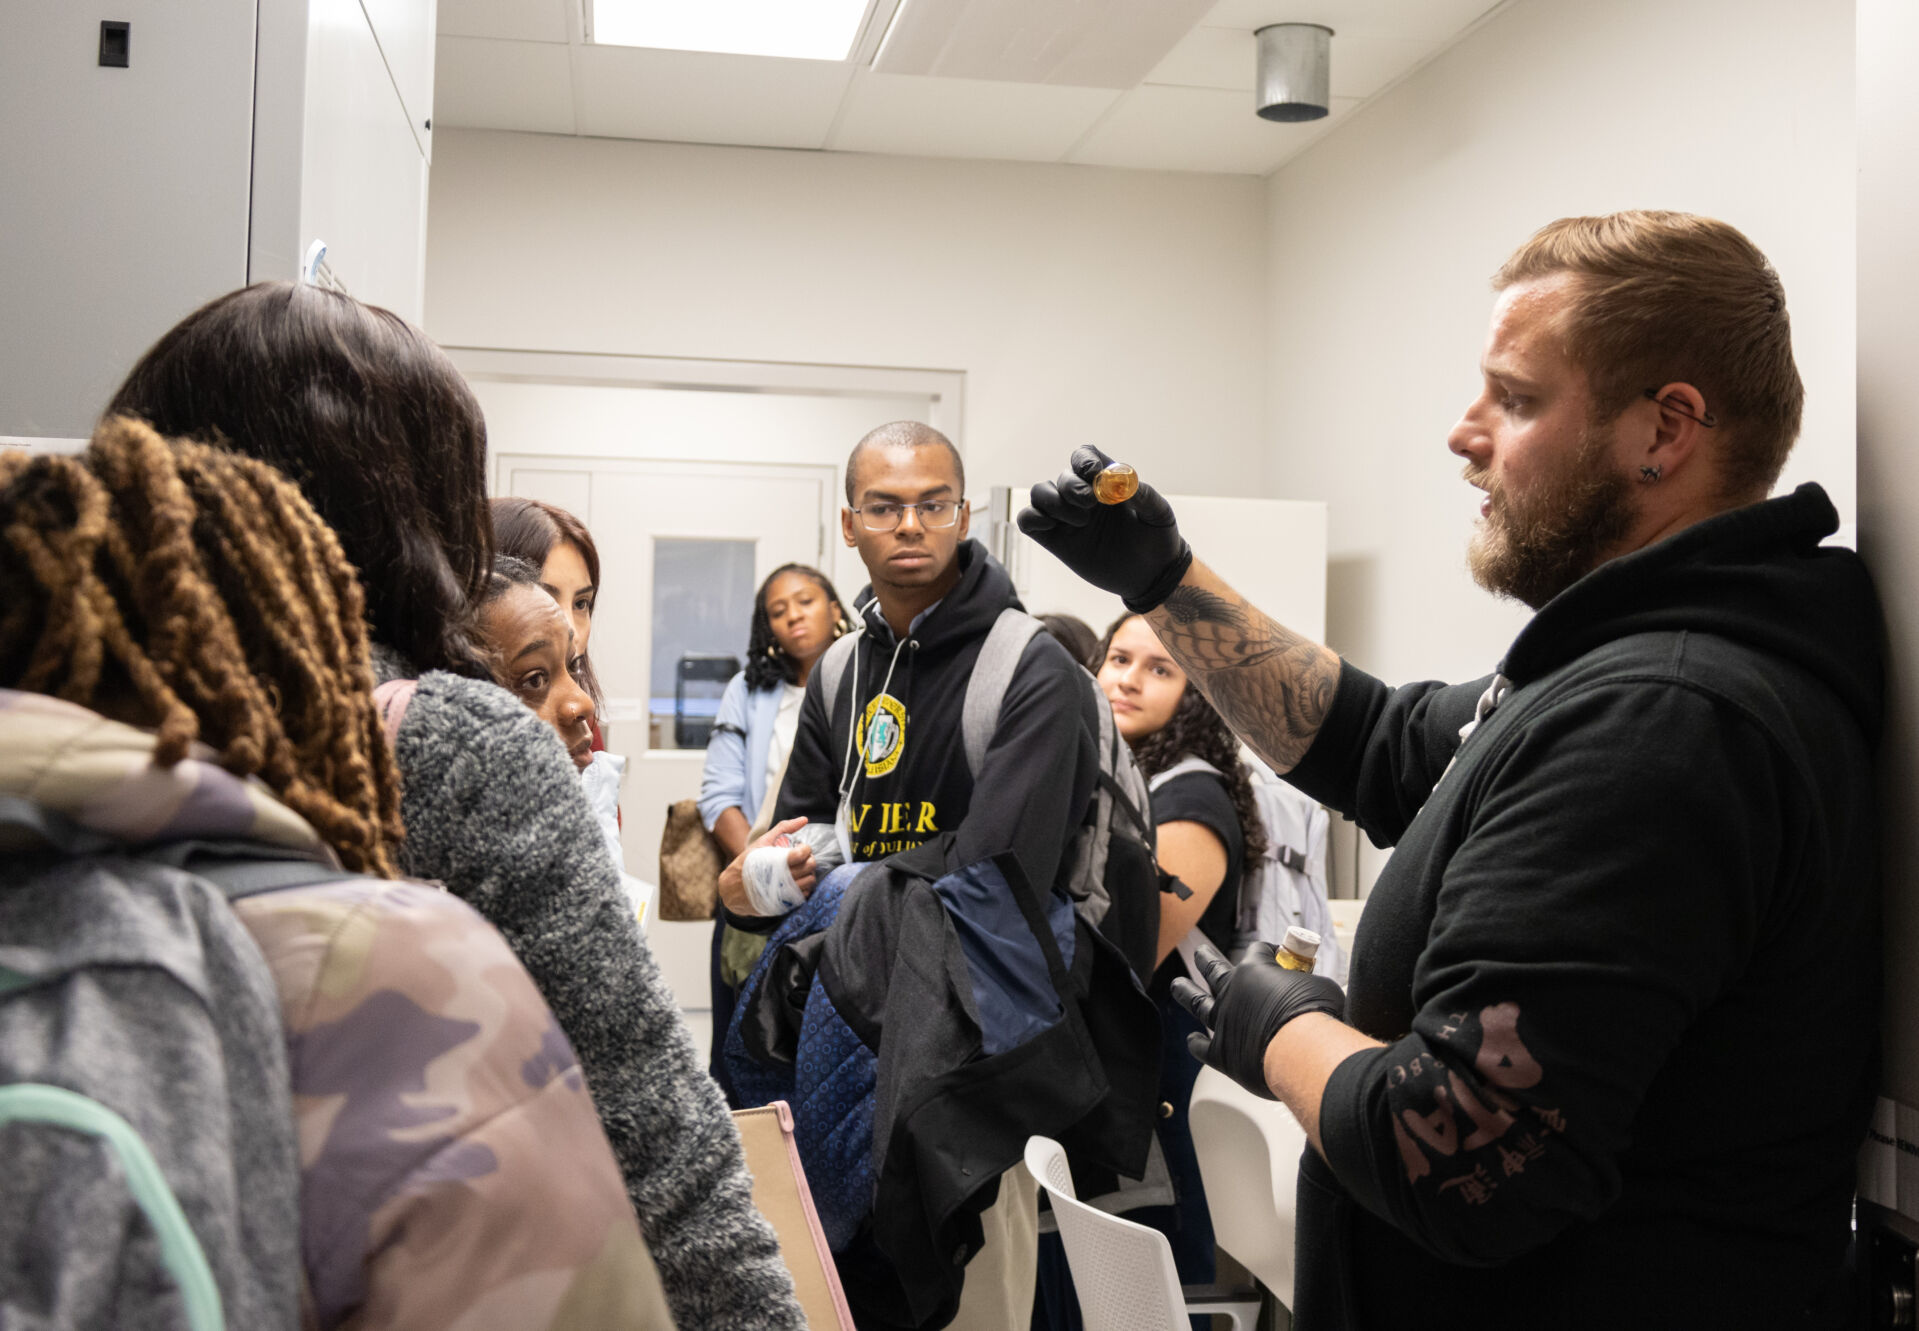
[
  {"left": 1147, "top": 755, "right": 1219, "bottom": 794},
  {"left": 816, "top": 628, "right": 863, "bottom": 732},
  {"left": 961, "top": 608, "right": 1045, "bottom": 775}
]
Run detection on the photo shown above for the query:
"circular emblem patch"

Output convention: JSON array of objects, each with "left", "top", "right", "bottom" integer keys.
[{"left": 861, "top": 693, "right": 907, "bottom": 778}]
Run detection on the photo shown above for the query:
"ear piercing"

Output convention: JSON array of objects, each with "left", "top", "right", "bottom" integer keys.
[{"left": 1639, "top": 465, "right": 1663, "bottom": 484}]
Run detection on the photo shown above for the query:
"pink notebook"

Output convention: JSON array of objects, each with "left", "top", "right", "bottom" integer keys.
[{"left": 732, "top": 1100, "right": 856, "bottom": 1330}]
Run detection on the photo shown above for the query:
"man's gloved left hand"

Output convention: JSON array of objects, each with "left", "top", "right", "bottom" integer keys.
[{"left": 1171, "top": 941, "right": 1346, "bottom": 1100}]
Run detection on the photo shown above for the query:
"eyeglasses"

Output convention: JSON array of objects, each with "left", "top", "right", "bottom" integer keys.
[
  {"left": 850, "top": 500, "right": 964, "bottom": 532},
  {"left": 1643, "top": 388, "right": 1717, "bottom": 428}
]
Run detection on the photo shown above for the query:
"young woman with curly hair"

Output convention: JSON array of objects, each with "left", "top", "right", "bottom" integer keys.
[
  {"left": 0, "top": 420, "right": 670, "bottom": 1329},
  {"left": 1038, "top": 611, "right": 1273, "bottom": 1330},
  {"left": 696, "top": 561, "right": 852, "bottom": 1100}
]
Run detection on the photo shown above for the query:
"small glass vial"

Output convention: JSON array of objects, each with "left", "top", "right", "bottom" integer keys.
[
  {"left": 1275, "top": 926, "right": 1322, "bottom": 973},
  {"left": 1093, "top": 461, "right": 1139, "bottom": 505}
]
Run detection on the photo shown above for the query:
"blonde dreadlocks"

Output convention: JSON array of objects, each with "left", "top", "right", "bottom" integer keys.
[{"left": 0, "top": 417, "right": 403, "bottom": 876}]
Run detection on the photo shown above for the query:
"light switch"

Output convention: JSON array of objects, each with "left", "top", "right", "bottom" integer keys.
[{"left": 99, "top": 20, "right": 130, "bottom": 68}]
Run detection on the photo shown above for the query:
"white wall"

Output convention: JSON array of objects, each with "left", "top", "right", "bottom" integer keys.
[
  {"left": 424, "top": 130, "right": 1271, "bottom": 500},
  {"left": 1858, "top": 0, "right": 1919, "bottom": 1196},
  {"left": 1259, "top": 0, "right": 1856, "bottom": 692}
]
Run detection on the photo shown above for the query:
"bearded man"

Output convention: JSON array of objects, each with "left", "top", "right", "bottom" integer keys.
[{"left": 1021, "top": 211, "right": 1881, "bottom": 1329}]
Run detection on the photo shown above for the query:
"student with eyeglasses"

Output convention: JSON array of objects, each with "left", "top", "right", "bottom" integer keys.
[{"left": 714, "top": 420, "right": 1118, "bottom": 1329}]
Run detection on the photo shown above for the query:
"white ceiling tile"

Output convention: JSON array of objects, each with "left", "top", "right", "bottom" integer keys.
[
  {"left": 438, "top": 0, "right": 570, "bottom": 43},
  {"left": 1147, "top": 27, "right": 1432, "bottom": 100},
  {"left": 434, "top": 35, "right": 576, "bottom": 134},
  {"left": 1198, "top": 0, "right": 1503, "bottom": 40},
  {"left": 1144, "top": 25, "right": 1253, "bottom": 92},
  {"left": 874, "top": 0, "right": 1216, "bottom": 89},
  {"left": 572, "top": 45, "right": 856, "bottom": 149},
  {"left": 1069, "top": 84, "right": 1359, "bottom": 174},
  {"left": 829, "top": 70, "right": 1119, "bottom": 160}
]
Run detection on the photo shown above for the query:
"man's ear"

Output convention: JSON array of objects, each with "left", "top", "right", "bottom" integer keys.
[
  {"left": 956, "top": 500, "right": 971, "bottom": 542},
  {"left": 841, "top": 506, "right": 858, "bottom": 547},
  {"left": 1641, "top": 382, "right": 1713, "bottom": 475}
]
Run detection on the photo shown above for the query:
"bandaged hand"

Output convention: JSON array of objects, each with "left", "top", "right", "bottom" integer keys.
[
  {"left": 1171, "top": 940, "right": 1345, "bottom": 1100},
  {"left": 1016, "top": 445, "right": 1193, "bottom": 612},
  {"left": 718, "top": 817, "right": 819, "bottom": 918}
]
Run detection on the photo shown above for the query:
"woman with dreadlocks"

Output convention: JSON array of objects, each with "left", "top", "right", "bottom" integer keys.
[
  {"left": 105, "top": 281, "right": 805, "bottom": 1331},
  {"left": 1038, "top": 611, "right": 1274, "bottom": 1331},
  {"left": 0, "top": 421, "right": 669, "bottom": 1329},
  {"left": 695, "top": 561, "right": 852, "bottom": 1102}
]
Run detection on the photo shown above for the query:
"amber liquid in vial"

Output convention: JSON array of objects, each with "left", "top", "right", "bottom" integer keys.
[
  {"left": 1275, "top": 926, "right": 1322, "bottom": 974},
  {"left": 1093, "top": 462, "right": 1139, "bottom": 505}
]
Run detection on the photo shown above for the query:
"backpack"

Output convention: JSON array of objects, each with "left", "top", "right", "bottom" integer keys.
[
  {"left": 816, "top": 607, "right": 1162, "bottom": 977},
  {"left": 1148, "top": 755, "right": 1342, "bottom": 986},
  {"left": 0, "top": 796, "right": 360, "bottom": 1331}
]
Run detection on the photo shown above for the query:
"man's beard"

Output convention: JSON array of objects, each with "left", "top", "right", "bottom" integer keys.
[{"left": 1466, "top": 425, "right": 1636, "bottom": 610}]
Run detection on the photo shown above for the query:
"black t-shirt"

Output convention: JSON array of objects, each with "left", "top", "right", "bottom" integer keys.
[{"left": 1149, "top": 768, "right": 1244, "bottom": 990}]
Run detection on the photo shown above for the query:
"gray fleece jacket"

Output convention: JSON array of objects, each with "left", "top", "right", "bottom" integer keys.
[{"left": 377, "top": 656, "right": 802, "bottom": 1330}]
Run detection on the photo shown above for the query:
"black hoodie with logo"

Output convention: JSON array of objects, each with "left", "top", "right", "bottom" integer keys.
[
  {"left": 1282, "top": 484, "right": 1882, "bottom": 1329},
  {"left": 774, "top": 540, "right": 1098, "bottom": 892}
]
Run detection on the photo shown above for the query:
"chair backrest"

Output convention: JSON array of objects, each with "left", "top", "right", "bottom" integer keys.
[
  {"left": 733, "top": 1101, "right": 856, "bottom": 1331},
  {"left": 1187, "top": 1066, "right": 1306, "bottom": 1310},
  {"left": 1023, "top": 1136, "right": 1189, "bottom": 1331}
]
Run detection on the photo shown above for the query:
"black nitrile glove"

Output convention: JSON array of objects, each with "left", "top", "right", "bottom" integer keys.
[
  {"left": 1017, "top": 445, "right": 1194, "bottom": 613},
  {"left": 1171, "top": 940, "right": 1346, "bottom": 1100}
]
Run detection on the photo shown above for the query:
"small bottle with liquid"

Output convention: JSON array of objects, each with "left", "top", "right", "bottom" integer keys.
[
  {"left": 1093, "top": 461, "right": 1139, "bottom": 504},
  {"left": 1275, "top": 926, "right": 1322, "bottom": 973}
]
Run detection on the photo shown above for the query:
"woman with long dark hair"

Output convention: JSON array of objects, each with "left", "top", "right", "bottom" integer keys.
[
  {"left": 696, "top": 561, "right": 852, "bottom": 1100},
  {"left": 106, "top": 281, "right": 805, "bottom": 1331}
]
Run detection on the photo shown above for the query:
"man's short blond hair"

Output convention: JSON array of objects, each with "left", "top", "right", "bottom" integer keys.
[{"left": 1494, "top": 211, "right": 1804, "bottom": 502}]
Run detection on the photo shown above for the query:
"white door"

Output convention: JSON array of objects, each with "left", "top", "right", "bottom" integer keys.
[{"left": 496, "top": 454, "right": 839, "bottom": 1024}]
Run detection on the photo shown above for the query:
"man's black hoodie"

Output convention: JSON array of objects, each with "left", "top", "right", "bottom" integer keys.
[
  {"left": 1284, "top": 484, "right": 1882, "bottom": 1330},
  {"left": 774, "top": 539, "right": 1097, "bottom": 893}
]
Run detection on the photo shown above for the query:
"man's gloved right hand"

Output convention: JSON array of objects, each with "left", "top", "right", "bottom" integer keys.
[
  {"left": 1171, "top": 940, "right": 1345, "bottom": 1100},
  {"left": 1017, "top": 446, "right": 1194, "bottom": 613}
]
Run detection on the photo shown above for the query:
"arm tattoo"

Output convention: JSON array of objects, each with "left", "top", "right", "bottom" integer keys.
[{"left": 1152, "top": 583, "right": 1339, "bottom": 774}]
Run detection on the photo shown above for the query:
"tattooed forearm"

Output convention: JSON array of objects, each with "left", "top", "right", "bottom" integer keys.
[{"left": 1150, "top": 568, "right": 1340, "bottom": 774}]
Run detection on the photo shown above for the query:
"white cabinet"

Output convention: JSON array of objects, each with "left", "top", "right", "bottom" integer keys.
[
  {"left": 1, "top": 0, "right": 257, "bottom": 438},
  {"left": 1, "top": 0, "right": 435, "bottom": 439}
]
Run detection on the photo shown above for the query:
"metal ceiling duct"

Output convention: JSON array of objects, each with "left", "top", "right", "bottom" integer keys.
[{"left": 1255, "top": 23, "right": 1332, "bottom": 122}]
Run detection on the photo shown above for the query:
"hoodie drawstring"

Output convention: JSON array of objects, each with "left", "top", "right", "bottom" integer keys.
[{"left": 1432, "top": 671, "right": 1513, "bottom": 796}]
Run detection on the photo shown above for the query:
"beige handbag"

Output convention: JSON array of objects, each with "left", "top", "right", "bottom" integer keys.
[
  {"left": 664, "top": 741, "right": 794, "bottom": 925},
  {"left": 658, "top": 798, "right": 721, "bottom": 921}
]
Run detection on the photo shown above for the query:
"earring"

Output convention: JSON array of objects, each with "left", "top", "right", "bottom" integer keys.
[
  {"left": 1639, "top": 465, "right": 1663, "bottom": 484},
  {"left": 766, "top": 644, "right": 779, "bottom": 658}
]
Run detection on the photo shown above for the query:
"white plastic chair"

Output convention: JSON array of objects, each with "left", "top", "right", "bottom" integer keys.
[
  {"left": 1188, "top": 1065, "right": 1308, "bottom": 1311},
  {"left": 1025, "top": 1135, "right": 1263, "bottom": 1331}
]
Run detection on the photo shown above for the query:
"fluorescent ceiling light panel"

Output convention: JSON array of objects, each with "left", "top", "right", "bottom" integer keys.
[{"left": 592, "top": 0, "right": 871, "bottom": 60}]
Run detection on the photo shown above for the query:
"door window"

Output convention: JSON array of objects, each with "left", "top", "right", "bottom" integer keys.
[{"left": 650, "top": 537, "right": 756, "bottom": 749}]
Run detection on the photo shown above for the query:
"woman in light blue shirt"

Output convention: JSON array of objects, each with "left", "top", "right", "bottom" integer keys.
[{"left": 699, "top": 562, "right": 851, "bottom": 1100}]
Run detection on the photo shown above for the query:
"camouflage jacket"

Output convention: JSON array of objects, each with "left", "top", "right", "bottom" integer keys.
[{"left": 0, "top": 691, "right": 676, "bottom": 1330}]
